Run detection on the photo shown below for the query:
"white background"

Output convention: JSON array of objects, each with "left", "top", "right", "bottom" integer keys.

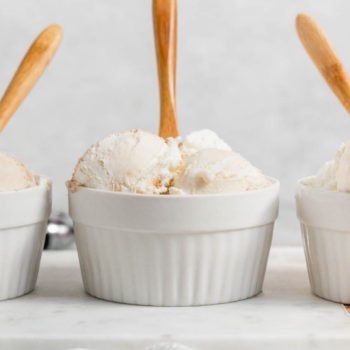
[{"left": 0, "top": 0, "right": 349, "bottom": 245}]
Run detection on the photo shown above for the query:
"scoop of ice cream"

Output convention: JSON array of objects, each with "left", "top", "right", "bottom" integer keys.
[
  {"left": 305, "top": 141, "right": 350, "bottom": 192},
  {"left": 70, "top": 128, "right": 272, "bottom": 195},
  {"left": 182, "top": 129, "right": 231, "bottom": 156},
  {"left": 70, "top": 129, "right": 183, "bottom": 194},
  {"left": 171, "top": 148, "right": 272, "bottom": 194},
  {"left": 0, "top": 152, "right": 37, "bottom": 192}
]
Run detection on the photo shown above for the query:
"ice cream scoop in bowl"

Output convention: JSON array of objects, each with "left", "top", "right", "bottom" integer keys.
[
  {"left": 296, "top": 14, "right": 350, "bottom": 303},
  {"left": 68, "top": 0, "right": 279, "bottom": 306},
  {"left": 297, "top": 176, "right": 350, "bottom": 304},
  {"left": 0, "top": 25, "right": 62, "bottom": 300},
  {"left": 68, "top": 129, "right": 279, "bottom": 306}
]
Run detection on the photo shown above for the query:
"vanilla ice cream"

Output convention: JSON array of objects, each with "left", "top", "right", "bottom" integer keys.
[
  {"left": 70, "top": 129, "right": 183, "bottom": 194},
  {"left": 0, "top": 152, "right": 37, "bottom": 192},
  {"left": 182, "top": 129, "right": 232, "bottom": 156},
  {"left": 171, "top": 148, "right": 272, "bottom": 194},
  {"left": 70, "top": 128, "right": 272, "bottom": 195},
  {"left": 304, "top": 141, "right": 350, "bottom": 192}
]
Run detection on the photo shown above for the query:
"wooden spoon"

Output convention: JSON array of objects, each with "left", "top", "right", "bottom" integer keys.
[
  {"left": 0, "top": 24, "right": 63, "bottom": 131},
  {"left": 296, "top": 13, "right": 350, "bottom": 114},
  {"left": 153, "top": 0, "right": 180, "bottom": 138}
]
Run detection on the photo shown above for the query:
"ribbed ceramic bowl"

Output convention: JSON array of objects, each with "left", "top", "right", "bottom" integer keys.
[
  {"left": 296, "top": 177, "right": 350, "bottom": 304},
  {"left": 69, "top": 180, "right": 279, "bottom": 306},
  {"left": 0, "top": 178, "right": 51, "bottom": 300}
]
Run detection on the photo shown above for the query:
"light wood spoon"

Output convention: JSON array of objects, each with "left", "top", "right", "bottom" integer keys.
[
  {"left": 0, "top": 24, "right": 63, "bottom": 131},
  {"left": 153, "top": 0, "right": 180, "bottom": 138},
  {"left": 296, "top": 13, "right": 350, "bottom": 114}
]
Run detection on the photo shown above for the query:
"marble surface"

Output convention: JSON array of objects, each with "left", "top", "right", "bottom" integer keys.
[{"left": 0, "top": 247, "right": 349, "bottom": 350}]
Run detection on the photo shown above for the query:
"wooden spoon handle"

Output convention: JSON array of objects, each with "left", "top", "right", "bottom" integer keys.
[
  {"left": 296, "top": 14, "right": 350, "bottom": 114},
  {"left": 153, "top": 0, "right": 180, "bottom": 138},
  {"left": 0, "top": 24, "right": 63, "bottom": 131}
]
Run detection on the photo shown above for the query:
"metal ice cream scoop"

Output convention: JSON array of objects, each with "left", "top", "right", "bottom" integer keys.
[{"left": 44, "top": 212, "right": 74, "bottom": 250}]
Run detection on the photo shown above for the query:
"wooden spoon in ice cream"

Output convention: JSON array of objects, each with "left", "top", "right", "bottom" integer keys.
[
  {"left": 296, "top": 13, "right": 350, "bottom": 114},
  {"left": 153, "top": 0, "right": 180, "bottom": 138},
  {"left": 0, "top": 24, "right": 63, "bottom": 131}
]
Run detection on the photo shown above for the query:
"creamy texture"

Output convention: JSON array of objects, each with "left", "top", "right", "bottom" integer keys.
[
  {"left": 71, "top": 129, "right": 183, "bottom": 194},
  {"left": 0, "top": 152, "right": 37, "bottom": 192},
  {"left": 71, "top": 128, "right": 272, "bottom": 194},
  {"left": 305, "top": 141, "right": 350, "bottom": 192},
  {"left": 171, "top": 148, "right": 272, "bottom": 194},
  {"left": 182, "top": 129, "right": 232, "bottom": 156}
]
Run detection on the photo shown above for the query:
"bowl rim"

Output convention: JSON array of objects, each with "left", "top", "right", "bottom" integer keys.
[
  {"left": 67, "top": 177, "right": 280, "bottom": 199},
  {"left": 297, "top": 176, "right": 350, "bottom": 197}
]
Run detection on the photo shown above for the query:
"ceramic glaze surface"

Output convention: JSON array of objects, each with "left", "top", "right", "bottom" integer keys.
[
  {"left": 0, "top": 178, "right": 51, "bottom": 300},
  {"left": 69, "top": 183, "right": 279, "bottom": 306},
  {"left": 297, "top": 179, "right": 350, "bottom": 303},
  {"left": 75, "top": 224, "right": 273, "bottom": 306}
]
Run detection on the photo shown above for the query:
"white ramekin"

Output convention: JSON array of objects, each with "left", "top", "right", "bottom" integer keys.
[
  {"left": 0, "top": 178, "right": 51, "bottom": 300},
  {"left": 69, "top": 180, "right": 279, "bottom": 306},
  {"left": 296, "top": 177, "right": 350, "bottom": 304}
]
